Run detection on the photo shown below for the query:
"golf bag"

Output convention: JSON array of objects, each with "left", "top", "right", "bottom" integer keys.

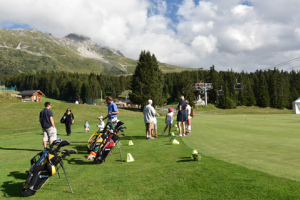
[
  {"left": 94, "top": 121, "right": 126, "bottom": 164},
  {"left": 21, "top": 139, "right": 77, "bottom": 197}
]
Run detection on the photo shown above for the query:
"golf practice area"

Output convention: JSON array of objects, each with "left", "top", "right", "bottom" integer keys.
[{"left": 1, "top": 100, "right": 300, "bottom": 199}]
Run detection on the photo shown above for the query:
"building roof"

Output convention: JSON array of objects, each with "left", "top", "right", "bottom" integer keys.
[{"left": 18, "top": 90, "right": 45, "bottom": 96}]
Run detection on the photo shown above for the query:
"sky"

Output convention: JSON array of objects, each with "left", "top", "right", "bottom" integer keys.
[{"left": 0, "top": 0, "right": 300, "bottom": 72}]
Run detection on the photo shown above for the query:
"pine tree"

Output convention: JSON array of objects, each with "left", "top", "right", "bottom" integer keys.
[
  {"left": 130, "top": 51, "right": 164, "bottom": 109},
  {"left": 257, "top": 73, "right": 270, "bottom": 107}
]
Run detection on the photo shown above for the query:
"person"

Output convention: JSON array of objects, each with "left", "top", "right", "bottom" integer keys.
[
  {"left": 97, "top": 116, "right": 105, "bottom": 132},
  {"left": 161, "top": 108, "right": 174, "bottom": 136},
  {"left": 103, "top": 96, "right": 119, "bottom": 123},
  {"left": 84, "top": 120, "right": 90, "bottom": 133},
  {"left": 185, "top": 100, "right": 192, "bottom": 135},
  {"left": 151, "top": 113, "right": 160, "bottom": 138},
  {"left": 143, "top": 99, "right": 157, "bottom": 139},
  {"left": 177, "top": 96, "right": 187, "bottom": 137},
  {"left": 64, "top": 108, "right": 74, "bottom": 136},
  {"left": 39, "top": 102, "right": 57, "bottom": 149}
]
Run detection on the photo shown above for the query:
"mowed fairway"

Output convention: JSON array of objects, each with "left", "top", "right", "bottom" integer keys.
[
  {"left": 1, "top": 100, "right": 300, "bottom": 199},
  {"left": 184, "top": 114, "right": 300, "bottom": 181}
]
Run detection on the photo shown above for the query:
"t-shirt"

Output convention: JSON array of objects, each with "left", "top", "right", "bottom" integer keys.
[
  {"left": 153, "top": 115, "right": 158, "bottom": 124},
  {"left": 98, "top": 121, "right": 105, "bottom": 131},
  {"left": 40, "top": 108, "right": 53, "bottom": 129},
  {"left": 108, "top": 102, "right": 118, "bottom": 119},
  {"left": 186, "top": 105, "right": 191, "bottom": 115},
  {"left": 143, "top": 104, "right": 156, "bottom": 123},
  {"left": 84, "top": 123, "right": 90, "bottom": 128},
  {"left": 167, "top": 112, "right": 173, "bottom": 121}
]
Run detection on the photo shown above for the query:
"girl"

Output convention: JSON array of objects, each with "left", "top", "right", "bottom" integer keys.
[{"left": 161, "top": 108, "right": 174, "bottom": 135}]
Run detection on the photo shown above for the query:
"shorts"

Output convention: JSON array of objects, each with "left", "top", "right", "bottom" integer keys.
[
  {"left": 85, "top": 128, "right": 90, "bottom": 131},
  {"left": 152, "top": 124, "right": 157, "bottom": 130},
  {"left": 167, "top": 120, "right": 172, "bottom": 125},
  {"left": 150, "top": 121, "right": 154, "bottom": 130},
  {"left": 43, "top": 127, "right": 57, "bottom": 142}
]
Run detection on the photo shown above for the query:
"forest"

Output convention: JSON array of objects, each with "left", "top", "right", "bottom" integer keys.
[{"left": 3, "top": 66, "right": 300, "bottom": 109}]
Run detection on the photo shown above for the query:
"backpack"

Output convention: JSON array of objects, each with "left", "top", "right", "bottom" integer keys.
[{"left": 190, "top": 108, "right": 194, "bottom": 117}]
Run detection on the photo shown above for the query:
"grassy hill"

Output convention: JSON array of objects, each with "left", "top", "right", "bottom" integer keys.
[{"left": 0, "top": 28, "right": 193, "bottom": 75}]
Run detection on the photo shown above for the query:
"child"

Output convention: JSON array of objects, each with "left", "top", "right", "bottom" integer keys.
[
  {"left": 84, "top": 120, "right": 90, "bottom": 133},
  {"left": 151, "top": 113, "right": 160, "bottom": 138},
  {"left": 162, "top": 108, "right": 174, "bottom": 135},
  {"left": 97, "top": 116, "right": 105, "bottom": 131}
]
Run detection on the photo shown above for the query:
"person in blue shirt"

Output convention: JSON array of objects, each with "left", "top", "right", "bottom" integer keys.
[{"left": 103, "top": 96, "right": 119, "bottom": 123}]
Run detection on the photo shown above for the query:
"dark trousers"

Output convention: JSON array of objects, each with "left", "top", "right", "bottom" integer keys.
[{"left": 65, "top": 122, "right": 72, "bottom": 135}]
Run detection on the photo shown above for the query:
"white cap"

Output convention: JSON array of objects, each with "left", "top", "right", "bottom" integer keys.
[
  {"left": 98, "top": 116, "right": 103, "bottom": 119},
  {"left": 148, "top": 99, "right": 152, "bottom": 104}
]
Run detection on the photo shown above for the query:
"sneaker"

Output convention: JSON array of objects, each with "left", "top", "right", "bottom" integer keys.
[
  {"left": 168, "top": 132, "right": 171, "bottom": 136},
  {"left": 182, "top": 134, "right": 186, "bottom": 136},
  {"left": 161, "top": 132, "right": 165, "bottom": 135},
  {"left": 176, "top": 134, "right": 182, "bottom": 137},
  {"left": 155, "top": 135, "right": 158, "bottom": 138}
]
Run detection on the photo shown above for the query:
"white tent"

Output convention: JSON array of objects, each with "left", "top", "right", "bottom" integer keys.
[{"left": 292, "top": 98, "right": 300, "bottom": 114}]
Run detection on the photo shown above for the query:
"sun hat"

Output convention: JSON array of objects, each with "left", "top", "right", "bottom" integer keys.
[
  {"left": 168, "top": 108, "right": 173, "bottom": 112},
  {"left": 98, "top": 116, "right": 103, "bottom": 119}
]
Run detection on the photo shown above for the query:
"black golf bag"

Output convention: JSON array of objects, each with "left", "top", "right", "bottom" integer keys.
[
  {"left": 94, "top": 121, "right": 126, "bottom": 164},
  {"left": 21, "top": 139, "right": 77, "bottom": 197}
]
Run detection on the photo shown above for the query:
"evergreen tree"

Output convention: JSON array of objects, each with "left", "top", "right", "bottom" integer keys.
[
  {"left": 257, "top": 74, "right": 270, "bottom": 107},
  {"left": 130, "top": 50, "right": 164, "bottom": 109}
]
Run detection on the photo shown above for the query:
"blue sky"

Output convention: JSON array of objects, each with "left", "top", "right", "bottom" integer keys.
[{"left": 0, "top": 0, "right": 299, "bottom": 72}]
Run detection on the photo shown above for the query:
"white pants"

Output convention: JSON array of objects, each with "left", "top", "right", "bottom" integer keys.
[{"left": 185, "top": 117, "right": 192, "bottom": 132}]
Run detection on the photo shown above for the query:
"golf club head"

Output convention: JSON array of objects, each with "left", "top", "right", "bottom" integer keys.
[
  {"left": 50, "top": 138, "right": 62, "bottom": 148},
  {"left": 68, "top": 150, "right": 78, "bottom": 154},
  {"left": 60, "top": 140, "right": 71, "bottom": 147}
]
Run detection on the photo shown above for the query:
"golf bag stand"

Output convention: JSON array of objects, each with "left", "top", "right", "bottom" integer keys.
[{"left": 60, "top": 161, "right": 73, "bottom": 193}]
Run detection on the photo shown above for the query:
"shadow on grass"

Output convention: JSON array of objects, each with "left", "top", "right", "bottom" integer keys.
[
  {"left": 177, "top": 157, "right": 194, "bottom": 162},
  {"left": 119, "top": 107, "right": 142, "bottom": 112},
  {"left": 1, "top": 171, "right": 27, "bottom": 198},
  {"left": 72, "top": 144, "right": 89, "bottom": 154},
  {"left": 122, "top": 136, "right": 146, "bottom": 140},
  {"left": 65, "top": 158, "right": 96, "bottom": 165},
  {"left": 0, "top": 147, "right": 42, "bottom": 152}
]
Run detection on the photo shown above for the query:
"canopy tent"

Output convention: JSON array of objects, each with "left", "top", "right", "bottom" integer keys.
[{"left": 292, "top": 98, "right": 300, "bottom": 114}]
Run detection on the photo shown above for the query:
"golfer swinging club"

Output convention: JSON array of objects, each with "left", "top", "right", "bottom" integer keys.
[{"left": 103, "top": 96, "right": 119, "bottom": 123}]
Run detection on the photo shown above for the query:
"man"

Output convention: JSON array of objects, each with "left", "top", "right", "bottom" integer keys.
[
  {"left": 39, "top": 102, "right": 57, "bottom": 149},
  {"left": 143, "top": 99, "right": 157, "bottom": 139},
  {"left": 103, "top": 96, "right": 119, "bottom": 123}
]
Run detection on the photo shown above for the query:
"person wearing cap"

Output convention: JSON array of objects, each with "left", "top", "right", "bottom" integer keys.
[
  {"left": 161, "top": 107, "right": 174, "bottom": 135},
  {"left": 143, "top": 99, "right": 157, "bottom": 139},
  {"left": 97, "top": 116, "right": 105, "bottom": 131},
  {"left": 103, "top": 96, "right": 119, "bottom": 123}
]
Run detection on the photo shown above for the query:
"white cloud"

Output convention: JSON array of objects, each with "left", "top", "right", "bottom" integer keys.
[{"left": 0, "top": 0, "right": 300, "bottom": 72}]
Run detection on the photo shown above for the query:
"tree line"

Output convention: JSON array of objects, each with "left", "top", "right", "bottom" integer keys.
[{"left": 3, "top": 51, "right": 300, "bottom": 109}]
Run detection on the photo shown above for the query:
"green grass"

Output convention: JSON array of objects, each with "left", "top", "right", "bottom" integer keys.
[{"left": 0, "top": 99, "right": 300, "bottom": 199}]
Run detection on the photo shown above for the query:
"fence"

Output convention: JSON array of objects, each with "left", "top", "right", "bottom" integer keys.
[
  {"left": 0, "top": 85, "right": 16, "bottom": 93},
  {"left": 86, "top": 99, "right": 104, "bottom": 105}
]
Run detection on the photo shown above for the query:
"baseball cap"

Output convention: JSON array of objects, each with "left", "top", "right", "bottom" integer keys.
[
  {"left": 98, "top": 116, "right": 103, "bottom": 119},
  {"left": 168, "top": 108, "right": 173, "bottom": 112}
]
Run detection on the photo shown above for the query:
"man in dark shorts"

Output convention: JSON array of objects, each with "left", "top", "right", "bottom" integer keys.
[{"left": 39, "top": 102, "right": 57, "bottom": 149}]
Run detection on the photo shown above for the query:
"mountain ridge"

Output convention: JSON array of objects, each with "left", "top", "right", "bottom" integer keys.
[{"left": 0, "top": 28, "right": 192, "bottom": 75}]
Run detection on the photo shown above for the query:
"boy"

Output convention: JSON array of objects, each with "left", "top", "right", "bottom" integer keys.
[{"left": 84, "top": 120, "right": 90, "bottom": 133}]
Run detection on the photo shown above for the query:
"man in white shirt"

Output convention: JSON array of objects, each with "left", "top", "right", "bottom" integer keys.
[{"left": 143, "top": 99, "right": 156, "bottom": 139}]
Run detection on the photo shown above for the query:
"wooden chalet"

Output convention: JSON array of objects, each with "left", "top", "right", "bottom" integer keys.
[{"left": 18, "top": 90, "right": 45, "bottom": 102}]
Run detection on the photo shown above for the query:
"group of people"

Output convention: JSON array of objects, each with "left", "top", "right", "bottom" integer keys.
[
  {"left": 40, "top": 95, "right": 192, "bottom": 148},
  {"left": 143, "top": 96, "right": 192, "bottom": 139},
  {"left": 39, "top": 96, "right": 119, "bottom": 149}
]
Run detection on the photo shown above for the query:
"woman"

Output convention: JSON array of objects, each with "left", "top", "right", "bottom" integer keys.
[
  {"left": 64, "top": 108, "right": 74, "bottom": 136},
  {"left": 177, "top": 96, "right": 187, "bottom": 137}
]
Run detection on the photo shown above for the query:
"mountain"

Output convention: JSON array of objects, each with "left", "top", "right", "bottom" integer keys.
[{"left": 0, "top": 28, "right": 192, "bottom": 75}]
